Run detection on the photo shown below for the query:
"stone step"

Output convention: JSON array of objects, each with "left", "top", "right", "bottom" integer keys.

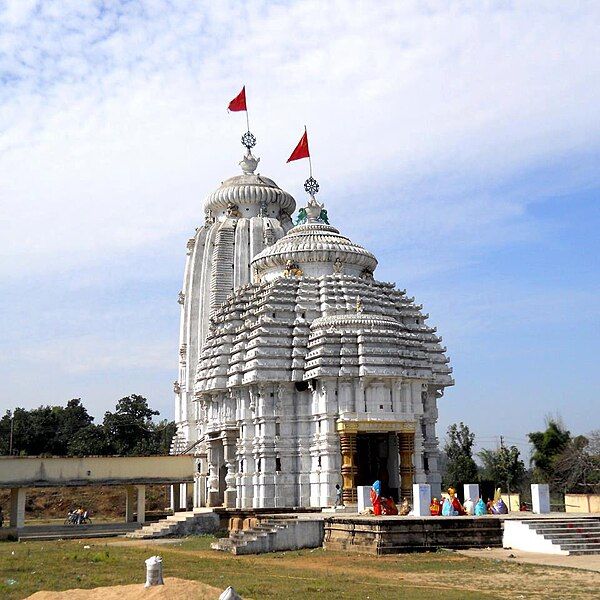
[
  {"left": 559, "top": 542, "right": 600, "bottom": 551},
  {"left": 125, "top": 510, "right": 218, "bottom": 539},
  {"left": 569, "top": 548, "right": 600, "bottom": 556},
  {"left": 544, "top": 533, "right": 600, "bottom": 544}
]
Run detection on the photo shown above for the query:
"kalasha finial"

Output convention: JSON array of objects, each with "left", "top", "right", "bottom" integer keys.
[{"left": 239, "top": 151, "right": 259, "bottom": 174}]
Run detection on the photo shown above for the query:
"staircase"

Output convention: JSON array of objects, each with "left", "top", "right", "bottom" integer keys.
[
  {"left": 212, "top": 517, "right": 323, "bottom": 555},
  {"left": 504, "top": 516, "right": 600, "bottom": 555},
  {"left": 126, "top": 509, "right": 219, "bottom": 540},
  {"left": 18, "top": 522, "right": 141, "bottom": 542}
]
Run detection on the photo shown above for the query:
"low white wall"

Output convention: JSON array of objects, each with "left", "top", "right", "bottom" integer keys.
[{"left": 503, "top": 521, "right": 568, "bottom": 555}]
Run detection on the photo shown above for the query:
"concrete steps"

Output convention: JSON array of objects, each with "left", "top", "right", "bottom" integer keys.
[
  {"left": 126, "top": 509, "right": 219, "bottom": 539},
  {"left": 212, "top": 517, "right": 323, "bottom": 555},
  {"left": 18, "top": 523, "right": 141, "bottom": 541},
  {"left": 504, "top": 516, "right": 600, "bottom": 556}
]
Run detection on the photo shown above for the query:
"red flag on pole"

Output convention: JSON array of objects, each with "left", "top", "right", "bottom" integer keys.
[
  {"left": 287, "top": 128, "right": 310, "bottom": 162},
  {"left": 228, "top": 86, "right": 247, "bottom": 112}
]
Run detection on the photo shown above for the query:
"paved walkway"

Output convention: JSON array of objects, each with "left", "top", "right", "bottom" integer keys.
[{"left": 458, "top": 548, "right": 600, "bottom": 573}]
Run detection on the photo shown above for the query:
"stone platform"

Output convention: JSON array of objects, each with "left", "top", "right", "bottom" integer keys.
[{"left": 323, "top": 515, "right": 503, "bottom": 555}]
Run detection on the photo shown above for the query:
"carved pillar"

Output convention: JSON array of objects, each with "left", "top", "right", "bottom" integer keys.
[
  {"left": 339, "top": 431, "right": 358, "bottom": 504},
  {"left": 398, "top": 431, "right": 415, "bottom": 501},
  {"left": 223, "top": 431, "right": 238, "bottom": 508},
  {"left": 206, "top": 437, "right": 221, "bottom": 507}
]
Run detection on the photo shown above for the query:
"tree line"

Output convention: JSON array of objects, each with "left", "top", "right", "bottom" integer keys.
[
  {"left": 0, "top": 395, "right": 176, "bottom": 457},
  {"left": 443, "top": 419, "right": 600, "bottom": 496}
]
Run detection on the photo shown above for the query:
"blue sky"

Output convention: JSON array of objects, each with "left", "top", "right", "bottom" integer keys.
[{"left": 1, "top": 1, "right": 598, "bottom": 459}]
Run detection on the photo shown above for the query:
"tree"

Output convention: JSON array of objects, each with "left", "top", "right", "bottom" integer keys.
[
  {"left": 478, "top": 445, "right": 526, "bottom": 492},
  {"left": 68, "top": 424, "right": 113, "bottom": 456},
  {"left": 102, "top": 394, "right": 160, "bottom": 455},
  {"left": 551, "top": 433, "right": 600, "bottom": 494},
  {"left": 55, "top": 399, "right": 94, "bottom": 454},
  {"left": 443, "top": 422, "right": 478, "bottom": 486},
  {"left": 528, "top": 419, "right": 571, "bottom": 482}
]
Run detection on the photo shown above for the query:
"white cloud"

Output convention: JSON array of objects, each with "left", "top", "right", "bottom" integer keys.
[
  {"left": 2, "top": 334, "right": 174, "bottom": 375},
  {"left": 0, "top": 0, "right": 598, "bottom": 279}
]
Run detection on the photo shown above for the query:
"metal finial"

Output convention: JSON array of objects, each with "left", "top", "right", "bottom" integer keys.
[
  {"left": 241, "top": 131, "right": 256, "bottom": 150},
  {"left": 304, "top": 176, "right": 319, "bottom": 196}
]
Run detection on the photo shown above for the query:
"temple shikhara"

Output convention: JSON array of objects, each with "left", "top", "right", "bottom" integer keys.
[{"left": 171, "top": 124, "right": 453, "bottom": 510}]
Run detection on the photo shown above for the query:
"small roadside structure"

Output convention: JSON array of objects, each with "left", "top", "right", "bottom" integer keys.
[{"left": 0, "top": 455, "right": 195, "bottom": 528}]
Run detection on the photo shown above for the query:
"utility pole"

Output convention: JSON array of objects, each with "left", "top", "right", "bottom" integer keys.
[
  {"left": 500, "top": 434, "right": 511, "bottom": 511},
  {"left": 9, "top": 411, "right": 14, "bottom": 455}
]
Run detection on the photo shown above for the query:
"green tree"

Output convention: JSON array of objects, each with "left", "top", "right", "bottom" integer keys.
[
  {"left": 55, "top": 399, "right": 94, "bottom": 454},
  {"left": 443, "top": 422, "right": 478, "bottom": 486},
  {"left": 478, "top": 445, "right": 526, "bottom": 492},
  {"left": 528, "top": 419, "right": 571, "bottom": 482},
  {"left": 103, "top": 394, "right": 160, "bottom": 455},
  {"left": 68, "top": 424, "right": 113, "bottom": 456}
]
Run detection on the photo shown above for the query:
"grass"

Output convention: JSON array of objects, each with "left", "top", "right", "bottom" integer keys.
[{"left": 0, "top": 536, "right": 597, "bottom": 600}]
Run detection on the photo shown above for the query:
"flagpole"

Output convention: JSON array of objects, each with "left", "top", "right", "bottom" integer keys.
[
  {"left": 245, "top": 89, "right": 250, "bottom": 133},
  {"left": 305, "top": 125, "right": 313, "bottom": 178}
]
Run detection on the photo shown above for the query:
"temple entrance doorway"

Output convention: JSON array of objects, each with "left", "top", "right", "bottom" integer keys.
[{"left": 355, "top": 432, "right": 399, "bottom": 501}]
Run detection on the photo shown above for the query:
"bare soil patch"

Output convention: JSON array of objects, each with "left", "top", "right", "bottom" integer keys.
[{"left": 25, "top": 577, "right": 222, "bottom": 600}]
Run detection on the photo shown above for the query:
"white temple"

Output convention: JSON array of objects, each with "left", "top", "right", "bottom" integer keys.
[{"left": 171, "top": 141, "right": 453, "bottom": 509}]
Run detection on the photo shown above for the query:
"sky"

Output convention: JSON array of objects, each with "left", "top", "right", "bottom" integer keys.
[{"left": 1, "top": 1, "right": 599, "bottom": 459}]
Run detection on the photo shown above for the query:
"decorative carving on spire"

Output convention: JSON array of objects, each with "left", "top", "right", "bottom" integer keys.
[
  {"left": 360, "top": 267, "right": 374, "bottom": 280},
  {"left": 226, "top": 202, "right": 242, "bottom": 218},
  {"left": 186, "top": 237, "right": 196, "bottom": 254},
  {"left": 333, "top": 257, "right": 344, "bottom": 274},
  {"left": 204, "top": 210, "right": 215, "bottom": 228},
  {"left": 177, "top": 291, "right": 185, "bottom": 305},
  {"left": 355, "top": 295, "right": 364, "bottom": 314},
  {"left": 283, "top": 259, "right": 303, "bottom": 278}
]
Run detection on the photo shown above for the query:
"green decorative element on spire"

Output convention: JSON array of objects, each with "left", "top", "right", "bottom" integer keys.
[
  {"left": 319, "top": 208, "right": 329, "bottom": 224},
  {"left": 296, "top": 207, "right": 308, "bottom": 225}
]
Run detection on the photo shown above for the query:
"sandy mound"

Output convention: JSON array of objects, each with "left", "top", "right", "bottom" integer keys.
[{"left": 26, "top": 577, "right": 225, "bottom": 599}]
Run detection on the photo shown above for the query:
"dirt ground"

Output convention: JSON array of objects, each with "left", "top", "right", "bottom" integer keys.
[{"left": 25, "top": 577, "right": 224, "bottom": 600}]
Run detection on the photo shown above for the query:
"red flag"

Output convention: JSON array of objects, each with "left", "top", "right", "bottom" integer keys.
[
  {"left": 228, "top": 86, "right": 247, "bottom": 112},
  {"left": 287, "top": 129, "right": 310, "bottom": 162}
]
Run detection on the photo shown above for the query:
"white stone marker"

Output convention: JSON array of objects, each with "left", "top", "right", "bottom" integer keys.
[
  {"left": 357, "top": 486, "right": 372, "bottom": 512},
  {"left": 220, "top": 587, "right": 243, "bottom": 600},
  {"left": 413, "top": 483, "right": 431, "bottom": 517},
  {"left": 463, "top": 483, "right": 480, "bottom": 504},
  {"left": 531, "top": 483, "right": 550, "bottom": 514},
  {"left": 144, "top": 555, "right": 164, "bottom": 587}
]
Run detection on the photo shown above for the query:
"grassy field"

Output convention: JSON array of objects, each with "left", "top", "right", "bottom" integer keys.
[{"left": 0, "top": 536, "right": 598, "bottom": 600}]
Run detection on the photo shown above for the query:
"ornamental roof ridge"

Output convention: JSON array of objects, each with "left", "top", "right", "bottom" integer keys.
[{"left": 310, "top": 313, "right": 400, "bottom": 330}]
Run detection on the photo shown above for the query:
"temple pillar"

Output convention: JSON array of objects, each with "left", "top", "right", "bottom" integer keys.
[
  {"left": 398, "top": 431, "right": 415, "bottom": 501},
  {"left": 339, "top": 430, "right": 358, "bottom": 504},
  {"left": 206, "top": 437, "right": 222, "bottom": 507},
  {"left": 223, "top": 431, "right": 238, "bottom": 508}
]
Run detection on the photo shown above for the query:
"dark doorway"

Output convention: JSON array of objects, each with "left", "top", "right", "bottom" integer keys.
[
  {"left": 355, "top": 433, "right": 399, "bottom": 501},
  {"left": 218, "top": 464, "right": 227, "bottom": 505}
]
